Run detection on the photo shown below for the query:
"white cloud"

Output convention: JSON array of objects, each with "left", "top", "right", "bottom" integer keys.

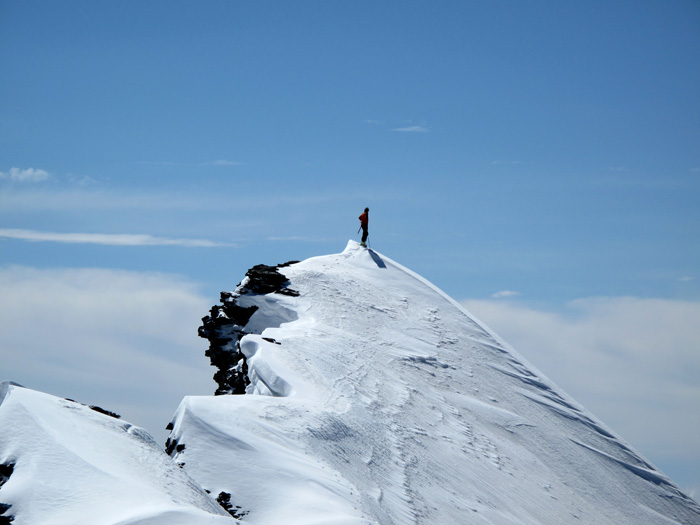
[
  {"left": 461, "top": 296, "right": 700, "bottom": 495},
  {"left": 0, "top": 167, "right": 50, "bottom": 182},
  {"left": 392, "top": 125, "right": 429, "bottom": 133},
  {"left": 491, "top": 290, "right": 520, "bottom": 299},
  {"left": 0, "top": 266, "right": 216, "bottom": 445},
  {"left": 0, "top": 186, "right": 404, "bottom": 214},
  {"left": 0, "top": 187, "right": 220, "bottom": 212},
  {"left": 0, "top": 228, "right": 230, "bottom": 247}
]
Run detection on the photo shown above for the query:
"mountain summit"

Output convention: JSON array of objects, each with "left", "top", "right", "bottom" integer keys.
[
  {"left": 179, "top": 240, "right": 700, "bottom": 524},
  {"left": 2, "top": 241, "right": 698, "bottom": 524}
]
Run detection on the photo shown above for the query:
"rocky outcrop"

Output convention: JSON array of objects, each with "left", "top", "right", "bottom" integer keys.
[
  {"left": 216, "top": 491, "right": 248, "bottom": 520},
  {"left": 64, "top": 398, "right": 121, "bottom": 419},
  {"left": 0, "top": 462, "right": 14, "bottom": 524},
  {"left": 198, "top": 261, "right": 299, "bottom": 395}
]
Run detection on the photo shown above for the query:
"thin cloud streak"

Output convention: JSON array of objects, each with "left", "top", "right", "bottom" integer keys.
[
  {"left": 0, "top": 229, "right": 230, "bottom": 248},
  {"left": 0, "top": 187, "right": 412, "bottom": 213},
  {"left": 140, "top": 160, "right": 245, "bottom": 167},
  {"left": 0, "top": 188, "right": 222, "bottom": 212},
  {"left": 392, "top": 125, "right": 429, "bottom": 133}
]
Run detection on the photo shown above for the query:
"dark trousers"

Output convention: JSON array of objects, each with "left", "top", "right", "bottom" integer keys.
[{"left": 361, "top": 226, "right": 368, "bottom": 243}]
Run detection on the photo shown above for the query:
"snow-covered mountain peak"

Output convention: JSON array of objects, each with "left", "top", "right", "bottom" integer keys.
[
  {"left": 182, "top": 241, "right": 699, "bottom": 524},
  {"left": 0, "top": 381, "right": 233, "bottom": 524},
  {"left": 2, "top": 242, "right": 698, "bottom": 524}
]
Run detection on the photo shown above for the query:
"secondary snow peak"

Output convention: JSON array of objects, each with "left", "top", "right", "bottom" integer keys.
[{"left": 0, "top": 383, "right": 234, "bottom": 524}]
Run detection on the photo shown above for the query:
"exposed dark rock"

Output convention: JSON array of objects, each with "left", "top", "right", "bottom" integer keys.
[
  {"left": 89, "top": 405, "right": 121, "bottom": 419},
  {"left": 210, "top": 356, "right": 249, "bottom": 396},
  {"left": 63, "top": 398, "right": 120, "bottom": 419},
  {"left": 165, "top": 421, "right": 174, "bottom": 431},
  {"left": 241, "top": 264, "right": 300, "bottom": 296},
  {"left": 0, "top": 462, "right": 15, "bottom": 523},
  {"left": 0, "top": 463, "right": 12, "bottom": 487},
  {"left": 0, "top": 504, "right": 14, "bottom": 524},
  {"left": 216, "top": 491, "right": 249, "bottom": 519},
  {"left": 198, "top": 260, "right": 299, "bottom": 396},
  {"left": 165, "top": 437, "right": 186, "bottom": 457},
  {"left": 216, "top": 491, "right": 232, "bottom": 512},
  {"left": 165, "top": 437, "right": 177, "bottom": 456}
]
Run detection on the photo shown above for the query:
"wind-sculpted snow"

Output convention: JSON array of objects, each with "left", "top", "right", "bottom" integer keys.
[
  {"left": 0, "top": 381, "right": 234, "bottom": 524},
  {"left": 171, "top": 241, "right": 700, "bottom": 524},
  {"left": 199, "top": 261, "right": 299, "bottom": 395}
]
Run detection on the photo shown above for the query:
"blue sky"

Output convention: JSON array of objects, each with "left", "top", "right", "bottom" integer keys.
[{"left": 2, "top": 0, "right": 699, "bottom": 498}]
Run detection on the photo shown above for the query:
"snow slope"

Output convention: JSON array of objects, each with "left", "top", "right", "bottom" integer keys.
[
  {"left": 0, "top": 381, "right": 234, "bottom": 525},
  {"left": 171, "top": 241, "right": 700, "bottom": 524}
]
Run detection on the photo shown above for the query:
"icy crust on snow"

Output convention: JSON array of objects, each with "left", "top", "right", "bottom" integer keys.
[
  {"left": 172, "top": 241, "right": 700, "bottom": 525},
  {"left": 0, "top": 381, "right": 234, "bottom": 525}
]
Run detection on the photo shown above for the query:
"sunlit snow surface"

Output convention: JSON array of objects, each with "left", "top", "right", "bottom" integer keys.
[
  {"left": 170, "top": 241, "right": 700, "bottom": 524},
  {"left": 0, "top": 382, "right": 233, "bottom": 524}
]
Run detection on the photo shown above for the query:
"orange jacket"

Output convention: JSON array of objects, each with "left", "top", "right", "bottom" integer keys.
[{"left": 359, "top": 212, "right": 368, "bottom": 228}]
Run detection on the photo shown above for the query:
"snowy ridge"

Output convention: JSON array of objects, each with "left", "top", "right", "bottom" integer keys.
[
  {"left": 0, "top": 381, "right": 233, "bottom": 525},
  {"left": 170, "top": 241, "right": 700, "bottom": 524},
  {"left": 2, "top": 241, "right": 698, "bottom": 524}
]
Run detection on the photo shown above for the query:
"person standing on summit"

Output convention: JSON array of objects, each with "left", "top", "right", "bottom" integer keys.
[{"left": 358, "top": 207, "right": 369, "bottom": 246}]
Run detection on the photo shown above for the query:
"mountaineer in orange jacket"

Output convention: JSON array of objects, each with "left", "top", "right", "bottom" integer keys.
[{"left": 358, "top": 207, "right": 369, "bottom": 246}]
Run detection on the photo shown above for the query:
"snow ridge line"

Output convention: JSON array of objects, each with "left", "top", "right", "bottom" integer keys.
[
  {"left": 359, "top": 243, "right": 596, "bottom": 436},
  {"left": 571, "top": 438, "right": 700, "bottom": 515},
  {"left": 0, "top": 381, "right": 23, "bottom": 406}
]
